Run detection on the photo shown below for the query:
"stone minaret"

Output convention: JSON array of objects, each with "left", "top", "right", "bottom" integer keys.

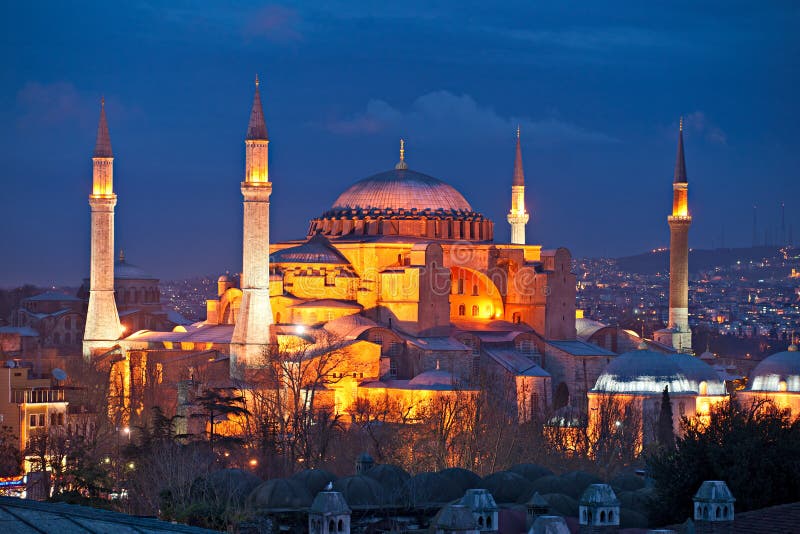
[
  {"left": 83, "top": 99, "right": 122, "bottom": 360},
  {"left": 667, "top": 118, "right": 692, "bottom": 352},
  {"left": 507, "top": 126, "right": 529, "bottom": 245},
  {"left": 230, "top": 76, "right": 274, "bottom": 377}
]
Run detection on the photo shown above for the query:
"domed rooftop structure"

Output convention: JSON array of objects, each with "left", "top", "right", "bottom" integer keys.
[
  {"left": 115, "top": 250, "right": 154, "bottom": 280},
  {"left": 291, "top": 468, "right": 338, "bottom": 496},
  {"left": 748, "top": 344, "right": 800, "bottom": 392},
  {"left": 308, "top": 146, "right": 493, "bottom": 242},
  {"left": 408, "top": 364, "right": 458, "bottom": 390},
  {"left": 592, "top": 347, "right": 725, "bottom": 395},
  {"left": 482, "top": 471, "right": 533, "bottom": 503},
  {"left": 248, "top": 478, "right": 313, "bottom": 510},
  {"left": 332, "top": 168, "right": 472, "bottom": 214},
  {"left": 271, "top": 233, "right": 350, "bottom": 265},
  {"left": 332, "top": 475, "right": 385, "bottom": 507},
  {"left": 438, "top": 467, "right": 482, "bottom": 494}
]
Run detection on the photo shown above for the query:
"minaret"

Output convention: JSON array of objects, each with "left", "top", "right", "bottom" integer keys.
[
  {"left": 666, "top": 118, "right": 692, "bottom": 352},
  {"left": 230, "top": 75, "right": 274, "bottom": 377},
  {"left": 507, "top": 126, "right": 529, "bottom": 245},
  {"left": 83, "top": 98, "right": 122, "bottom": 360}
]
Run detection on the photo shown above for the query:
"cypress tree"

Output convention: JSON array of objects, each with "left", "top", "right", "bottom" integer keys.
[{"left": 657, "top": 385, "right": 675, "bottom": 448}]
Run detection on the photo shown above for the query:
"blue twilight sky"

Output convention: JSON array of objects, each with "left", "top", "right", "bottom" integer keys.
[{"left": 1, "top": 1, "right": 798, "bottom": 286}]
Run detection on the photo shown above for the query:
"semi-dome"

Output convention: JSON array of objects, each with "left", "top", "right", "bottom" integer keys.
[
  {"left": 748, "top": 345, "right": 800, "bottom": 392},
  {"left": 271, "top": 233, "right": 350, "bottom": 265},
  {"left": 593, "top": 348, "right": 725, "bottom": 395},
  {"left": 332, "top": 168, "right": 472, "bottom": 213}
]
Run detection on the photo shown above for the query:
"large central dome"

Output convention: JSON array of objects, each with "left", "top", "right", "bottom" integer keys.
[{"left": 332, "top": 168, "right": 472, "bottom": 213}]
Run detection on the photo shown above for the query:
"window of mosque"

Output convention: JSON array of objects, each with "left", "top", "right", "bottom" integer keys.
[
  {"left": 458, "top": 304, "right": 466, "bottom": 316},
  {"left": 389, "top": 359, "right": 397, "bottom": 378},
  {"left": 65, "top": 317, "right": 71, "bottom": 330},
  {"left": 472, "top": 284, "right": 478, "bottom": 296},
  {"left": 458, "top": 278, "right": 464, "bottom": 294},
  {"left": 29, "top": 414, "right": 37, "bottom": 427},
  {"left": 38, "top": 414, "right": 45, "bottom": 426}
]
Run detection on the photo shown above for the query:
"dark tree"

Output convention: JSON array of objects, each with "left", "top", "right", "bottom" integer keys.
[
  {"left": 657, "top": 386, "right": 674, "bottom": 448},
  {"left": 647, "top": 397, "right": 800, "bottom": 525},
  {"left": 0, "top": 426, "right": 22, "bottom": 476},
  {"left": 190, "top": 388, "right": 250, "bottom": 453}
]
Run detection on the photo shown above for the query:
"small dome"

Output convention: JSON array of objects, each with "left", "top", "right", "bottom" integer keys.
[
  {"left": 593, "top": 349, "right": 725, "bottom": 395},
  {"left": 364, "top": 464, "right": 410, "bottom": 503},
  {"left": 332, "top": 168, "right": 472, "bottom": 214},
  {"left": 482, "top": 471, "right": 533, "bottom": 503},
  {"left": 438, "top": 467, "right": 482, "bottom": 494},
  {"left": 432, "top": 504, "right": 478, "bottom": 531},
  {"left": 218, "top": 275, "right": 231, "bottom": 283},
  {"left": 509, "top": 463, "right": 554, "bottom": 483},
  {"left": 530, "top": 516, "right": 570, "bottom": 534},
  {"left": 332, "top": 475, "right": 385, "bottom": 507},
  {"left": 694, "top": 480, "right": 735, "bottom": 503},
  {"left": 193, "top": 469, "right": 261, "bottom": 505},
  {"left": 248, "top": 478, "right": 312, "bottom": 510},
  {"left": 271, "top": 233, "right": 350, "bottom": 265},
  {"left": 748, "top": 345, "right": 800, "bottom": 392},
  {"left": 115, "top": 257, "right": 154, "bottom": 280},
  {"left": 579, "top": 483, "right": 619, "bottom": 506},
  {"left": 401, "top": 472, "right": 462, "bottom": 506},
  {"left": 291, "top": 468, "right": 337, "bottom": 496},
  {"left": 408, "top": 367, "right": 457, "bottom": 389}
]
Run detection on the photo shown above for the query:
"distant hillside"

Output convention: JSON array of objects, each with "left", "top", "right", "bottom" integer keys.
[{"left": 614, "top": 246, "right": 786, "bottom": 276}]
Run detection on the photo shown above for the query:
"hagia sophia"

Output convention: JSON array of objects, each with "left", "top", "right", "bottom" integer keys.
[{"left": 3, "top": 79, "right": 798, "bottom": 460}]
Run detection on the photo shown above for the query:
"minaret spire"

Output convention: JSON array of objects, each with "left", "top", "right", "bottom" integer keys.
[
  {"left": 655, "top": 118, "right": 693, "bottom": 353},
  {"left": 246, "top": 74, "right": 268, "bottom": 141},
  {"left": 507, "top": 125, "right": 530, "bottom": 244},
  {"left": 231, "top": 76, "right": 274, "bottom": 376},
  {"left": 674, "top": 116, "right": 687, "bottom": 183},
  {"left": 84, "top": 99, "right": 122, "bottom": 360}
]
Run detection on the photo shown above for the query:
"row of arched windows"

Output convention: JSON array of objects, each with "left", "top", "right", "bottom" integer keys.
[{"left": 119, "top": 286, "right": 159, "bottom": 305}]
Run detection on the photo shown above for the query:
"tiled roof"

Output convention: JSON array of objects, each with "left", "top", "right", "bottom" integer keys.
[{"left": 0, "top": 496, "right": 217, "bottom": 532}]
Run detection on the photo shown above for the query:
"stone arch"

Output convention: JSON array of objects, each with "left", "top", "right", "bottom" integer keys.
[
  {"left": 716, "top": 506, "right": 721, "bottom": 519},
  {"left": 486, "top": 514, "right": 492, "bottom": 528},
  {"left": 458, "top": 304, "right": 465, "bottom": 316},
  {"left": 600, "top": 510, "right": 606, "bottom": 523},
  {"left": 608, "top": 510, "right": 614, "bottom": 522},
  {"left": 448, "top": 265, "right": 504, "bottom": 319},
  {"left": 338, "top": 519, "right": 343, "bottom": 531},
  {"left": 478, "top": 516, "right": 484, "bottom": 527},
  {"left": 219, "top": 288, "right": 243, "bottom": 325},
  {"left": 329, "top": 519, "right": 335, "bottom": 532}
]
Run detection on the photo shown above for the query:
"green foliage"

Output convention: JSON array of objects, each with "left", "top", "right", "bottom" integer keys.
[
  {"left": 190, "top": 388, "right": 250, "bottom": 453},
  {"left": 656, "top": 386, "right": 674, "bottom": 449},
  {"left": 647, "top": 397, "right": 800, "bottom": 525}
]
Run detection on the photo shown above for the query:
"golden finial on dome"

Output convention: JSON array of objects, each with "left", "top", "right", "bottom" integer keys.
[
  {"left": 255, "top": 73, "right": 260, "bottom": 88},
  {"left": 395, "top": 138, "right": 408, "bottom": 170},
  {"left": 516, "top": 124, "right": 520, "bottom": 139},
  {"left": 101, "top": 95, "right": 105, "bottom": 108},
  {"left": 119, "top": 249, "right": 125, "bottom": 262},
  {"left": 679, "top": 116, "right": 683, "bottom": 131}
]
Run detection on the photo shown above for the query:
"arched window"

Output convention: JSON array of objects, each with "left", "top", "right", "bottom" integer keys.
[
  {"left": 703, "top": 506, "right": 709, "bottom": 519},
  {"left": 587, "top": 510, "right": 593, "bottom": 523},
  {"left": 582, "top": 509, "right": 587, "bottom": 522},
  {"left": 471, "top": 305, "right": 478, "bottom": 316},
  {"left": 716, "top": 506, "right": 721, "bottom": 518},
  {"left": 600, "top": 511, "right": 606, "bottom": 523},
  {"left": 699, "top": 380, "right": 708, "bottom": 395},
  {"left": 458, "top": 278, "right": 464, "bottom": 294},
  {"left": 472, "top": 284, "right": 478, "bottom": 296},
  {"left": 329, "top": 519, "right": 335, "bottom": 532},
  {"left": 338, "top": 519, "right": 343, "bottom": 531},
  {"left": 486, "top": 515, "right": 492, "bottom": 528},
  {"left": 458, "top": 304, "right": 465, "bottom": 316},
  {"left": 723, "top": 506, "right": 728, "bottom": 518},
  {"left": 478, "top": 516, "right": 484, "bottom": 527},
  {"left": 64, "top": 332, "right": 71, "bottom": 345},
  {"left": 608, "top": 510, "right": 614, "bottom": 522}
]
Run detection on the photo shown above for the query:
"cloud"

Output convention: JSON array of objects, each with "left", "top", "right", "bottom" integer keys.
[
  {"left": 683, "top": 111, "right": 727, "bottom": 145},
  {"left": 243, "top": 5, "right": 303, "bottom": 43},
  {"left": 324, "top": 91, "right": 617, "bottom": 146}
]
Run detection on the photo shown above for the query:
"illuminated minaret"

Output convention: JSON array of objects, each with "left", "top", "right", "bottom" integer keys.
[
  {"left": 230, "top": 75, "right": 274, "bottom": 377},
  {"left": 83, "top": 99, "right": 122, "bottom": 360},
  {"left": 665, "top": 118, "right": 692, "bottom": 352},
  {"left": 507, "top": 126, "right": 529, "bottom": 245}
]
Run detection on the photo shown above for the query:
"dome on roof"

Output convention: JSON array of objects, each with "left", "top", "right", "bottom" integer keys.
[
  {"left": 291, "top": 468, "right": 337, "bottom": 496},
  {"left": 364, "top": 464, "right": 410, "bottom": 502},
  {"left": 482, "top": 471, "right": 533, "bottom": 503},
  {"left": 271, "top": 233, "right": 351, "bottom": 265},
  {"left": 748, "top": 345, "right": 800, "bottom": 392},
  {"left": 332, "top": 168, "right": 472, "bottom": 213},
  {"left": 218, "top": 275, "right": 231, "bottom": 283},
  {"left": 332, "top": 475, "right": 385, "bottom": 507},
  {"left": 593, "top": 348, "right": 725, "bottom": 395},
  {"left": 438, "top": 467, "right": 482, "bottom": 494},
  {"left": 509, "top": 463, "right": 554, "bottom": 483},
  {"left": 408, "top": 366, "right": 457, "bottom": 389},
  {"left": 401, "top": 472, "right": 462, "bottom": 506},
  {"left": 115, "top": 258, "right": 154, "bottom": 280},
  {"left": 248, "top": 478, "right": 313, "bottom": 510}
]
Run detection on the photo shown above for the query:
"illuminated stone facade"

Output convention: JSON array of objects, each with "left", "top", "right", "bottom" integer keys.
[{"left": 112, "top": 84, "right": 587, "bottom": 426}]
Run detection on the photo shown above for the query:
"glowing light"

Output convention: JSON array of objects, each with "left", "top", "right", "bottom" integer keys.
[
  {"left": 249, "top": 459, "right": 258, "bottom": 467},
  {"left": 128, "top": 462, "right": 135, "bottom": 470},
  {"left": 104, "top": 457, "right": 111, "bottom": 464},
  {"left": 122, "top": 426, "right": 130, "bottom": 434},
  {"left": 295, "top": 325, "right": 306, "bottom": 335}
]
